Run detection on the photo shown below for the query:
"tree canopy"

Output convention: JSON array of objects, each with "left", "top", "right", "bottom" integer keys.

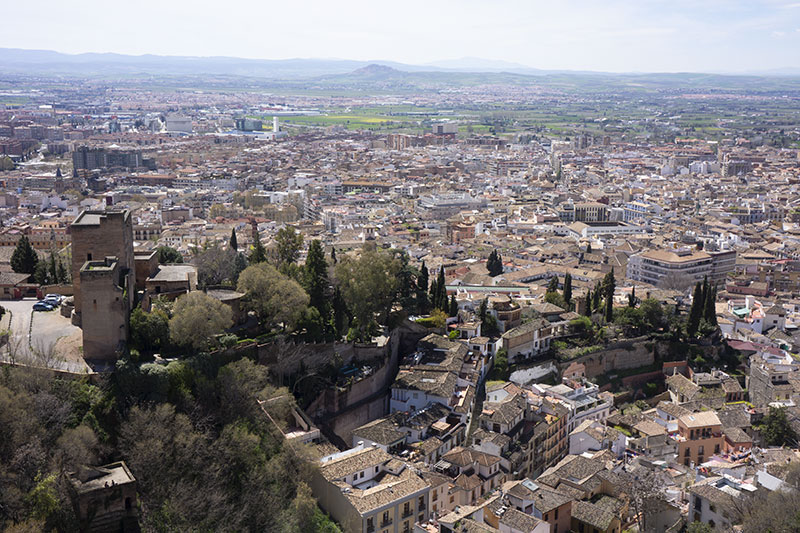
[
  {"left": 156, "top": 246, "right": 183, "bottom": 264},
  {"left": 169, "top": 292, "right": 233, "bottom": 351},
  {"left": 334, "top": 246, "right": 400, "bottom": 340},
  {"left": 238, "top": 263, "right": 309, "bottom": 330},
  {"left": 11, "top": 236, "right": 38, "bottom": 274}
]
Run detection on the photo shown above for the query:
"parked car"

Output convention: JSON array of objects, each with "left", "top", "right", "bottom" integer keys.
[
  {"left": 44, "top": 294, "right": 65, "bottom": 303},
  {"left": 43, "top": 296, "right": 61, "bottom": 306},
  {"left": 33, "top": 302, "right": 54, "bottom": 312}
]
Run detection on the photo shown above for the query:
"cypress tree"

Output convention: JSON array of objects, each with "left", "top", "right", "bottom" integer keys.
[
  {"left": 563, "top": 273, "right": 572, "bottom": 306},
  {"left": 230, "top": 228, "right": 238, "bottom": 251},
  {"left": 304, "top": 240, "right": 329, "bottom": 315},
  {"left": 688, "top": 281, "right": 703, "bottom": 335},
  {"left": 449, "top": 294, "right": 458, "bottom": 317},
  {"left": 418, "top": 260, "right": 428, "bottom": 293},
  {"left": 437, "top": 267, "right": 447, "bottom": 310},
  {"left": 603, "top": 268, "right": 616, "bottom": 322},
  {"left": 584, "top": 288, "right": 593, "bottom": 316},
  {"left": 330, "top": 246, "right": 337, "bottom": 265},
  {"left": 56, "top": 260, "right": 68, "bottom": 284},
  {"left": 628, "top": 286, "right": 636, "bottom": 308},
  {"left": 704, "top": 283, "right": 717, "bottom": 326},
  {"left": 592, "top": 282, "right": 602, "bottom": 311},
  {"left": 48, "top": 253, "right": 57, "bottom": 283}
]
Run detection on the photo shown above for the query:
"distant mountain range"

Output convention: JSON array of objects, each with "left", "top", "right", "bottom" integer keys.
[{"left": 1, "top": 48, "right": 799, "bottom": 90}]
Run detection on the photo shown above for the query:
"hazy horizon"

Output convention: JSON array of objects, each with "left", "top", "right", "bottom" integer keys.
[{"left": 2, "top": 0, "right": 800, "bottom": 74}]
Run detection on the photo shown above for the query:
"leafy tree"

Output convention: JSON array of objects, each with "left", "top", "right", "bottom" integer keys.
[
  {"left": 334, "top": 247, "right": 400, "bottom": 339},
  {"left": 56, "top": 260, "right": 69, "bottom": 284},
  {"left": 194, "top": 244, "right": 247, "bottom": 288},
  {"left": 169, "top": 292, "right": 232, "bottom": 351},
  {"left": 275, "top": 226, "right": 303, "bottom": 266},
  {"left": 640, "top": 298, "right": 667, "bottom": 331},
  {"left": 33, "top": 260, "right": 51, "bottom": 285},
  {"left": 482, "top": 314, "right": 500, "bottom": 338},
  {"left": 0, "top": 155, "right": 15, "bottom": 171},
  {"left": 229, "top": 228, "right": 238, "bottom": 251},
  {"left": 11, "top": 235, "right": 38, "bottom": 274},
  {"left": 491, "top": 348, "right": 509, "bottom": 380},
  {"left": 130, "top": 307, "right": 170, "bottom": 353},
  {"left": 544, "top": 290, "right": 567, "bottom": 310},
  {"left": 547, "top": 275, "right": 559, "bottom": 293},
  {"left": 760, "top": 406, "right": 798, "bottom": 446},
  {"left": 487, "top": 249, "right": 503, "bottom": 276},
  {"left": 687, "top": 522, "right": 713, "bottom": 533},
  {"left": 238, "top": 263, "right": 309, "bottom": 331},
  {"left": 156, "top": 246, "right": 183, "bottom": 264},
  {"left": 303, "top": 240, "right": 329, "bottom": 315},
  {"left": 429, "top": 309, "right": 448, "bottom": 329}
]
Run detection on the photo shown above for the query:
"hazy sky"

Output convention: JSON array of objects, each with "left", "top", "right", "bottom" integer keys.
[{"left": 3, "top": 0, "right": 800, "bottom": 73}]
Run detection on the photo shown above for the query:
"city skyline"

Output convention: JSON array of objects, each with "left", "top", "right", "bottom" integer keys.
[{"left": 3, "top": 0, "right": 800, "bottom": 74}]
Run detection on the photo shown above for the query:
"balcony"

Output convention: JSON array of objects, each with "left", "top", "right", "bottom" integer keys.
[
  {"left": 367, "top": 525, "right": 375, "bottom": 533},
  {"left": 380, "top": 518, "right": 393, "bottom": 529},
  {"left": 418, "top": 502, "right": 426, "bottom": 512},
  {"left": 402, "top": 508, "right": 414, "bottom": 519}
]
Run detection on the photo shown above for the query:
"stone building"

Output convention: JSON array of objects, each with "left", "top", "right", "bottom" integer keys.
[
  {"left": 70, "top": 210, "right": 134, "bottom": 326},
  {"left": 67, "top": 461, "right": 138, "bottom": 532},
  {"left": 79, "top": 256, "right": 130, "bottom": 360}
]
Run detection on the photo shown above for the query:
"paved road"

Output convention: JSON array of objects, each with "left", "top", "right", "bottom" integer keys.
[{"left": 2, "top": 298, "right": 83, "bottom": 371}]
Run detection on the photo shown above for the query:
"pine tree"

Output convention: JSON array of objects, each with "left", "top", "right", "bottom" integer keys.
[
  {"left": 688, "top": 281, "right": 703, "bottom": 336},
  {"left": 563, "top": 273, "right": 572, "bottom": 307},
  {"left": 229, "top": 228, "right": 238, "bottom": 251},
  {"left": 10, "top": 235, "right": 38, "bottom": 274},
  {"left": 547, "top": 276, "right": 559, "bottom": 293},
  {"left": 249, "top": 233, "right": 267, "bottom": 264}
]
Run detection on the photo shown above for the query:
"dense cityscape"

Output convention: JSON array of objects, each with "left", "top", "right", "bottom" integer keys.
[{"left": 3, "top": 13, "right": 800, "bottom": 533}]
